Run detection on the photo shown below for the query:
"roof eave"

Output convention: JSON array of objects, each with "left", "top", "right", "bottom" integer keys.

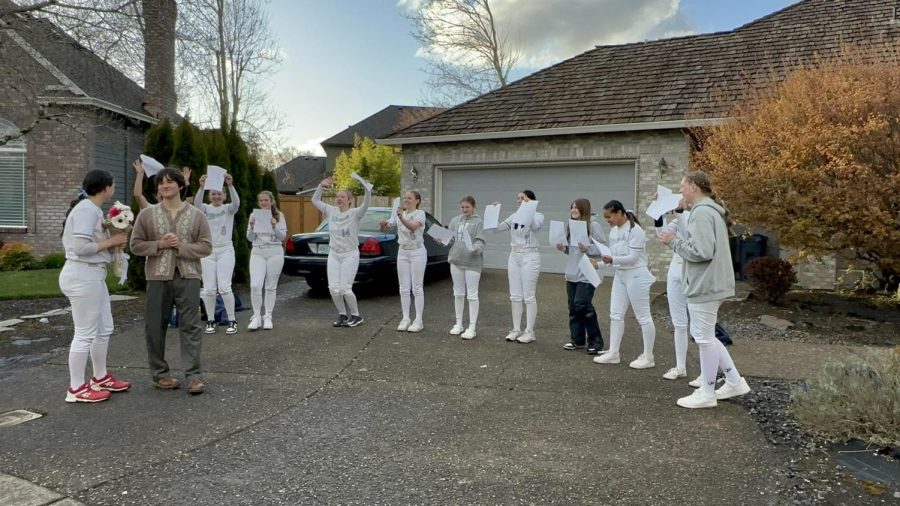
[
  {"left": 38, "top": 96, "right": 159, "bottom": 124},
  {"left": 377, "top": 118, "right": 726, "bottom": 145}
]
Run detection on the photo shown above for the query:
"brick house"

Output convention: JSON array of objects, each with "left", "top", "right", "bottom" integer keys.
[
  {"left": 380, "top": 0, "right": 900, "bottom": 288},
  {"left": 0, "top": 6, "right": 167, "bottom": 256}
]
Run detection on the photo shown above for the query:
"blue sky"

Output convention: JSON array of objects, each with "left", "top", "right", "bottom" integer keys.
[{"left": 266, "top": 0, "right": 799, "bottom": 154}]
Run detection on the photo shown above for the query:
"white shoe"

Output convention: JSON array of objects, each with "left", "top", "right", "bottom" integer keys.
[
  {"left": 407, "top": 320, "right": 424, "bottom": 333},
  {"left": 663, "top": 367, "right": 687, "bottom": 380},
  {"left": 461, "top": 328, "right": 476, "bottom": 340},
  {"left": 516, "top": 330, "right": 536, "bottom": 343},
  {"left": 715, "top": 377, "right": 751, "bottom": 400},
  {"left": 629, "top": 354, "right": 655, "bottom": 369},
  {"left": 505, "top": 330, "right": 521, "bottom": 342},
  {"left": 397, "top": 319, "right": 411, "bottom": 332},
  {"left": 247, "top": 315, "right": 260, "bottom": 331},
  {"left": 593, "top": 351, "right": 620, "bottom": 364},
  {"left": 677, "top": 388, "right": 718, "bottom": 409},
  {"left": 449, "top": 324, "right": 464, "bottom": 335},
  {"left": 263, "top": 316, "right": 273, "bottom": 330},
  {"left": 689, "top": 375, "right": 724, "bottom": 389}
]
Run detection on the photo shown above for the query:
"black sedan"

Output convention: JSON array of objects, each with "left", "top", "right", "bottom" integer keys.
[{"left": 283, "top": 207, "right": 450, "bottom": 291}]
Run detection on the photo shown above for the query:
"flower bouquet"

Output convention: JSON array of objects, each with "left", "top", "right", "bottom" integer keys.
[{"left": 102, "top": 201, "right": 134, "bottom": 284}]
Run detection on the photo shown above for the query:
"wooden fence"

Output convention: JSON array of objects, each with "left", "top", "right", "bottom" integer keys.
[{"left": 279, "top": 195, "right": 392, "bottom": 236}]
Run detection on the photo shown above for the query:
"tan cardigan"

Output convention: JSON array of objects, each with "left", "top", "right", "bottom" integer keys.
[{"left": 130, "top": 203, "right": 212, "bottom": 281}]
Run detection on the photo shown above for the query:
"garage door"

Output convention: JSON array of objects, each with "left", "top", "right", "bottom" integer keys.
[{"left": 437, "top": 162, "right": 636, "bottom": 273}]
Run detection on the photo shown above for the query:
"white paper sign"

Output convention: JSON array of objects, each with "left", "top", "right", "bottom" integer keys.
[
  {"left": 204, "top": 165, "right": 226, "bottom": 192},
  {"left": 569, "top": 219, "right": 588, "bottom": 247},
  {"left": 387, "top": 197, "right": 401, "bottom": 226},
  {"left": 511, "top": 200, "right": 539, "bottom": 227},
  {"left": 483, "top": 204, "right": 501, "bottom": 229},
  {"left": 645, "top": 185, "right": 682, "bottom": 221},
  {"left": 591, "top": 237, "right": 612, "bottom": 257},
  {"left": 549, "top": 220, "right": 566, "bottom": 247},
  {"left": 462, "top": 227, "right": 475, "bottom": 252},
  {"left": 426, "top": 224, "right": 453, "bottom": 244},
  {"left": 350, "top": 172, "right": 373, "bottom": 192},
  {"left": 139, "top": 154, "right": 164, "bottom": 177},
  {"left": 579, "top": 254, "right": 602, "bottom": 287},
  {"left": 251, "top": 209, "right": 274, "bottom": 235}
]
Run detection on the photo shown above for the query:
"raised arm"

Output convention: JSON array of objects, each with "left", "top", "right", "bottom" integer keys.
[
  {"left": 132, "top": 160, "right": 149, "bottom": 210},
  {"left": 226, "top": 178, "right": 240, "bottom": 214},
  {"left": 354, "top": 184, "right": 372, "bottom": 220},
  {"left": 530, "top": 211, "right": 544, "bottom": 231},
  {"left": 311, "top": 180, "right": 334, "bottom": 215}
]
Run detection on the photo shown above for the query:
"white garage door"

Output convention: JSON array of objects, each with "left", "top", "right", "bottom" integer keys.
[{"left": 437, "top": 162, "right": 636, "bottom": 273}]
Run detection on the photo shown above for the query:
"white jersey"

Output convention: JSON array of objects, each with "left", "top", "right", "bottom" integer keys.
[
  {"left": 608, "top": 222, "right": 648, "bottom": 270},
  {"left": 397, "top": 209, "right": 426, "bottom": 250},
  {"left": 195, "top": 185, "right": 240, "bottom": 247},
  {"left": 246, "top": 210, "right": 288, "bottom": 247},
  {"left": 62, "top": 199, "right": 111, "bottom": 264},
  {"left": 498, "top": 211, "right": 545, "bottom": 249},
  {"left": 312, "top": 184, "right": 371, "bottom": 254}
]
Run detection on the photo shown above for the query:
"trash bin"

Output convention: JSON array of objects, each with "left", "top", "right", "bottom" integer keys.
[{"left": 737, "top": 234, "right": 767, "bottom": 280}]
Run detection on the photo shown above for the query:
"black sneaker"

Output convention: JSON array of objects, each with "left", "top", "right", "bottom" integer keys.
[
  {"left": 347, "top": 315, "right": 364, "bottom": 327},
  {"left": 204, "top": 321, "right": 216, "bottom": 334},
  {"left": 586, "top": 347, "right": 600, "bottom": 355},
  {"left": 225, "top": 321, "right": 238, "bottom": 335},
  {"left": 333, "top": 314, "right": 349, "bottom": 327}
]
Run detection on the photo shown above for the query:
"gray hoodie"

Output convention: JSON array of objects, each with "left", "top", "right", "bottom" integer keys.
[
  {"left": 669, "top": 197, "right": 735, "bottom": 303},
  {"left": 447, "top": 213, "right": 485, "bottom": 272}
]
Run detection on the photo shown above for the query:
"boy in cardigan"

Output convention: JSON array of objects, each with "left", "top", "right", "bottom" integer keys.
[{"left": 131, "top": 168, "right": 212, "bottom": 394}]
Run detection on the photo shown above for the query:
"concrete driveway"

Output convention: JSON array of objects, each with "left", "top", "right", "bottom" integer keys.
[{"left": 0, "top": 270, "right": 779, "bottom": 505}]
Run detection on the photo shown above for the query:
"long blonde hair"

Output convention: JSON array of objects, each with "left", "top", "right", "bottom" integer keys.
[
  {"left": 683, "top": 171, "right": 732, "bottom": 230},
  {"left": 259, "top": 190, "right": 281, "bottom": 222}
]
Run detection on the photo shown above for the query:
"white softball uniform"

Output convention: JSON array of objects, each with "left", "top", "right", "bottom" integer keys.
[
  {"left": 657, "top": 211, "right": 690, "bottom": 371},
  {"left": 607, "top": 222, "right": 656, "bottom": 358},
  {"left": 246, "top": 211, "right": 288, "bottom": 319},
  {"left": 195, "top": 186, "right": 240, "bottom": 322},
  {"left": 497, "top": 210, "right": 544, "bottom": 333},
  {"left": 396, "top": 209, "right": 427, "bottom": 323}
]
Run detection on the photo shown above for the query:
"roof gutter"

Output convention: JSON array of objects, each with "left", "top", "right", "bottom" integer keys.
[
  {"left": 377, "top": 117, "right": 727, "bottom": 145},
  {"left": 38, "top": 96, "right": 159, "bottom": 125}
]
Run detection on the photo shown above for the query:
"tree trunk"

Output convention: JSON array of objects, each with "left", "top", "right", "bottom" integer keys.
[{"left": 142, "top": 0, "right": 178, "bottom": 120}]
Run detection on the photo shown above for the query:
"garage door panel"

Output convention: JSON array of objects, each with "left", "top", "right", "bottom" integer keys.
[{"left": 439, "top": 164, "right": 636, "bottom": 273}]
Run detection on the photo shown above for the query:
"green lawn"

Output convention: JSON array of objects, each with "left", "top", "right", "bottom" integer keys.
[{"left": 0, "top": 268, "right": 127, "bottom": 300}]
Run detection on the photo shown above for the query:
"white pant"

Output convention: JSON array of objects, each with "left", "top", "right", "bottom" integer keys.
[
  {"left": 201, "top": 245, "right": 236, "bottom": 321},
  {"left": 689, "top": 300, "right": 741, "bottom": 393},
  {"left": 608, "top": 266, "right": 656, "bottom": 356},
  {"left": 60, "top": 262, "right": 113, "bottom": 352},
  {"left": 397, "top": 247, "right": 426, "bottom": 322},
  {"left": 451, "top": 264, "right": 481, "bottom": 328},
  {"left": 327, "top": 250, "right": 360, "bottom": 316},
  {"left": 508, "top": 251, "right": 540, "bottom": 304},
  {"left": 250, "top": 245, "right": 284, "bottom": 318},
  {"left": 667, "top": 259, "right": 689, "bottom": 370}
]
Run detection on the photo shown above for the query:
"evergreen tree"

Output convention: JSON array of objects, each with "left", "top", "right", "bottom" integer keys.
[
  {"left": 171, "top": 119, "right": 207, "bottom": 190},
  {"left": 332, "top": 134, "right": 401, "bottom": 196}
]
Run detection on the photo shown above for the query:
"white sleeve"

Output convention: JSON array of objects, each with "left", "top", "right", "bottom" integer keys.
[
  {"left": 613, "top": 226, "right": 646, "bottom": 267},
  {"left": 71, "top": 205, "right": 99, "bottom": 239},
  {"left": 530, "top": 212, "right": 544, "bottom": 231},
  {"left": 312, "top": 184, "right": 334, "bottom": 216}
]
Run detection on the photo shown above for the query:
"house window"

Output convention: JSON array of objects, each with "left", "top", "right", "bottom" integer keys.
[{"left": 0, "top": 118, "right": 26, "bottom": 228}]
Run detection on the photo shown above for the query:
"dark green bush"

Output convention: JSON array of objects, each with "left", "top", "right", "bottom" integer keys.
[{"left": 40, "top": 252, "right": 67, "bottom": 269}]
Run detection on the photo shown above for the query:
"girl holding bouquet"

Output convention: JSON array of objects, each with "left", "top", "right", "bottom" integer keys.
[
  {"left": 60, "top": 169, "right": 131, "bottom": 403},
  {"left": 195, "top": 171, "right": 240, "bottom": 335}
]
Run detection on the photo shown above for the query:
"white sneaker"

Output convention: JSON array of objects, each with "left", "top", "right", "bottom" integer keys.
[
  {"left": 677, "top": 388, "right": 717, "bottom": 409},
  {"left": 689, "top": 375, "right": 724, "bottom": 389},
  {"left": 505, "top": 330, "right": 521, "bottom": 342},
  {"left": 263, "top": 316, "right": 273, "bottom": 330},
  {"left": 449, "top": 324, "right": 464, "bottom": 335},
  {"left": 516, "top": 330, "right": 536, "bottom": 343},
  {"left": 407, "top": 320, "right": 424, "bottom": 333},
  {"left": 247, "top": 315, "right": 260, "bottom": 331},
  {"left": 397, "top": 319, "right": 411, "bottom": 332},
  {"left": 629, "top": 354, "right": 655, "bottom": 369},
  {"left": 593, "top": 351, "right": 620, "bottom": 364},
  {"left": 715, "top": 377, "right": 751, "bottom": 400},
  {"left": 663, "top": 367, "right": 687, "bottom": 380},
  {"left": 461, "top": 328, "right": 476, "bottom": 340}
]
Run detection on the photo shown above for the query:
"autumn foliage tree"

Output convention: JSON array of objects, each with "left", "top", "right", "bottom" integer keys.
[{"left": 691, "top": 58, "right": 900, "bottom": 292}]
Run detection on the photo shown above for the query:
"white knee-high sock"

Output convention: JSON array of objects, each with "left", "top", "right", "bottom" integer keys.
[
  {"left": 414, "top": 293, "right": 424, "bottom": 323},
  {"left": 674, "top": 326, "right": 688, "bottom": 371},
  {"left": 698, "top": 341, "right": 719, "bottom": 394},
  {"left": 714, "top": 339, "right": 741, "bottom": 383},
  {"left": 90, "top": 339, "right": 109, "bottom": 380},
  {"left": 608, "top": 320, "right": 625, "bottom": 354},
  {"left": 525, "top": 302, "right": 537, "bottom": 332},
  {"left": 202, "top": 294, "right": 217, "bottom": 323},
  {"left": 251, "top": 290, "right": 263, "bottom": 318},
  {"left": 69, "top": 350, "right": 89, "bottom": 389},
  {"left": 400, "top": 293, "right": 411, "bottom": 321},
  {"left": 640, "top": 320, "right": 656, "bottom": 357},
  {"left": 468, "top": 300, "right": 479, "bottom": 329},
  {"left": 331, "top": 293, "right": 346, "bottom": 315},
  {"left": 264, "top": 289, "right": 277, "bottom": 316},
  {"left": 454, "top": 297, "right": 464, "bottom": 326},
  {"left": 511, "top": 301, "right": 523, "bottom": 331},
  {"left": 222, "top": 292, "right": 236, "bottom": 321},
  {"left": 345, "top": 292, "right": 359, "bottom": 316}
]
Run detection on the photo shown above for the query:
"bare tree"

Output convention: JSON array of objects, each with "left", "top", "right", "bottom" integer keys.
[{"left": 404, "top": 0, "right": 520, "bottom": 106}]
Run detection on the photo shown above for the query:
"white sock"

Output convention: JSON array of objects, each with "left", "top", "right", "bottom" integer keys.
[
  {"left": 525, "top": 302, "right": 537, "bottom": 332},
  {"left": 640, "top": 320, "right": 656, "bottom": 357},
  {"left": 68, "top": 350, "right": 89, "bottom": 389},
  {"left": 202, "top": 294, "right": 217, "bottom": 323},
  {"left": 331, "top": 293, "right": 346, "bottom": 315},
  {"left": 454, "top": 297, "right": 464, "bottom": 326},
  {"left": 608, "top": 320, "right": 624, "bottom": 354},
  {"left": 511, "top": 301, "right": 523, "bottom": 331},
  {"left": 674, "top": 326, "right": 688, "bottom": 371},
  {"left": 264, "top": 289, "right": 277, "bottom": 317},
  {"left": 714, "top": 339, "right": 741, "bottom": 384},
  {"left": 414, "top": 293, "right": 424, "bottom": 323},
  {"left": 251, "top": 290, "right": 263, "bottom": 320},
  {"left": 698, "top": 342, "right": 719, "bottom": 394},
  {"left": 90, "top": 338, "right": 109, "bottom": 380},
  {"left": 222, "top": 292, "right": 236, "bottom": 321},
  {"left": 345, "top": 292, "right": 359, "bottom": 316},
  {"left": 467, "top": 300, "right": 479, "bottom": 329},
  {"left": 401, "top": 293, "right": 411, "bottom": 321}
]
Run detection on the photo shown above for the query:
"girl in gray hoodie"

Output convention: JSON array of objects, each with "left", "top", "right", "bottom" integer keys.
[
  {"left": 443, "top": 196, "right": 486, "bottom": 339},
  {"left": 659, "top": 171, "right": 751, "bottom": 409}
]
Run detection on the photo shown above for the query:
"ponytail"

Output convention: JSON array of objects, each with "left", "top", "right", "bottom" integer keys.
[
  {"left": 603, "top": 199, "right": 640, "bottom": 228},
  {"left": 62, "top": 170, "right": 114, "bottom": 235},
  {"left": 684, "top": 171, "right": 733, "bottom": 233}
]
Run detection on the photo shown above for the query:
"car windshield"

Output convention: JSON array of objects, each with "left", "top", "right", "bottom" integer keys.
[{"left": 316, "top": 209, "right": 390, "bottom": 233}]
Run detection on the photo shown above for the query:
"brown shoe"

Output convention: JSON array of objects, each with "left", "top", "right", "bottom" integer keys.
[
  {"left": 153, "top": 377, "right": 180, "bottom": 390},
  {"left": 187, "top": 378, "right": 206, "bottom": 395}
]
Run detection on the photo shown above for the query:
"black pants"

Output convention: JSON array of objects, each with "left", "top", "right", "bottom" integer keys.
[{"left": 567, "top": 281, "right": 603, "bottom": 349}]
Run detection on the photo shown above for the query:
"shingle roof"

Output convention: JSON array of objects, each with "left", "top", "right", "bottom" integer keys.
[
  {"left": 274, "top": 155, "right": 326, "bottom": 193},
  {"left": 387, "top": 0, "right": 900, "bottom": 141},
  {"left": 1, "top": 2, "right": 149, "bottom": 121},
  {"left": 322, "top": 105, "right": 445, "bottom": 146}
]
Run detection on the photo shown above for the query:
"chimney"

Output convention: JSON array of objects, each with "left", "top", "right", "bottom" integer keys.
[{"left": 142, "top": 0, "right": 177, "bottom": 120}]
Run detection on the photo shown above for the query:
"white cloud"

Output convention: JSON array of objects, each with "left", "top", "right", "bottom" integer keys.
[
  {"left": 298, "top": 137, "right": 326, "bottom": 157},
  {"left": 402, "top": 0, "right": 697, "bottom": 70}
]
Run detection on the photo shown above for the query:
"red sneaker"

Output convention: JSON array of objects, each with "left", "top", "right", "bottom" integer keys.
[
  {"left": 65, "top": 383, "right": 111, "bottom": 403},
  {"left": 91, "top": 374, "right": 131, "bottom": 392}
]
